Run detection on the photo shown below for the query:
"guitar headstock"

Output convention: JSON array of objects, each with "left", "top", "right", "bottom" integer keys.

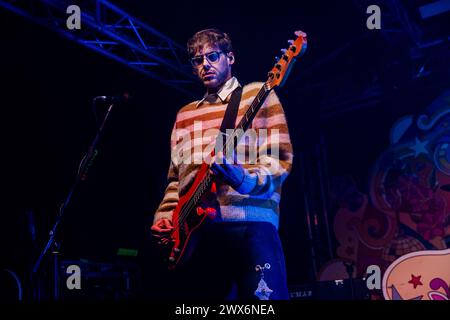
[{"left": 267, "top": 30, "right": 307, "bottom": 89}]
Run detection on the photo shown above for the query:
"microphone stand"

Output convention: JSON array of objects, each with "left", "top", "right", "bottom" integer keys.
[
  {"left": 344, "top": 261, "right": 355, "bottom": 300},
  {"left": 32, "top": 100, "right": 118, "bottom": 300}
]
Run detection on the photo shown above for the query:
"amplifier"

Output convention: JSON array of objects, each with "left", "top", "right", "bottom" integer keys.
[{"left": 58, "top": 259, "right": 141, "bottom": 300}]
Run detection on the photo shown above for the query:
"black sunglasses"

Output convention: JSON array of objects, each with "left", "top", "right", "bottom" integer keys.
[{"left": 190, "top": 51, "right": 224, "bottom": 67}]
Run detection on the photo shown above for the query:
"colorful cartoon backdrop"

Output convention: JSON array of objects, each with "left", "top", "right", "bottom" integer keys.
[{"left": 319, "top": 90, "right": 450, "bottom": 300}]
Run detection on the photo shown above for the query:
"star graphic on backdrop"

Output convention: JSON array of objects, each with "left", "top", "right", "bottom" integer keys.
[
  {"left": 390, "top": 285, "right": 423, "bottom": 300},
  {"left": 408, "top": 274, "right": 423, "bottom": 289},
  {"left": 409, "top": 138, "right": 429, "bottom": 157}
]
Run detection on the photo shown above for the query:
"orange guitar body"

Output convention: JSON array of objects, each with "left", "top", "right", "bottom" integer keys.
[{"left": 168, "top": 162, "right": 217, "bottom": 270}]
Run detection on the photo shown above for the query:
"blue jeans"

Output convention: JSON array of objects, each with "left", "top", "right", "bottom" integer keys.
[{"left": 170, "top": 221, "right": 289, "bottom": 300}]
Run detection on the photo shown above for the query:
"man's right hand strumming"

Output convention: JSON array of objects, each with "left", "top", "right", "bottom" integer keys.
[{"left": 151, "top": 218, "right": 174, "bottom": 245}]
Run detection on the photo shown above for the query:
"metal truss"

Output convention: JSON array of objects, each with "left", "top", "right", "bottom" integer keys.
[
  {"left": 0, "top": 0, "right": 200, "bottom": 98},
  {"left": 298, "top": 0, "right": 450, "bottom": 118},
  {"left": 352, "top": 0, "right": 450, "bottom": 49},
  {"left": 352, "top": 0, "right": 422, "bottom": 46}
]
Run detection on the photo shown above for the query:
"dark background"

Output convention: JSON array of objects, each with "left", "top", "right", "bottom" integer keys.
[{"left": 0, "top": 0, "right": 449, "bottom": 300}]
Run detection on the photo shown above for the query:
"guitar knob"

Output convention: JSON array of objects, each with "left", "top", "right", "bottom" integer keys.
[
  {"left": 174, "top": 247, "right": 180, "bottom": 253},
  {"left": 169, "top": 256, "right": 176, "bottom": 262},
  {"left": 205, "top": 207, "right": 217, "bottom": 219}
]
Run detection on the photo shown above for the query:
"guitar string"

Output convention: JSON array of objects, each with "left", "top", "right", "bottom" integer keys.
[
  {"left": 176, "top": 85, "right": 269, "bottom": 226},
  {"left": 174, "top": 84, "right": 270, "bottom": 232},
  {"left": 175, "top": 85, "right": 270, "bottom": 229}
]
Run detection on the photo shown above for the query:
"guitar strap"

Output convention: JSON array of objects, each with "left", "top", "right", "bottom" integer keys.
[{"left": 216, "top": 86, "right": 243, "bottom": 154}]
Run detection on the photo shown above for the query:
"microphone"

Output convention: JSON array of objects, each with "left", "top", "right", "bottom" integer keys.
[{"left": 93, "top": 93, "right": 130, "bottom": 104}]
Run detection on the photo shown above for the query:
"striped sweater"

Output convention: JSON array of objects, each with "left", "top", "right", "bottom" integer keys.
[{"left": 153, "top": 79, "right": 293, "bottom": 229}]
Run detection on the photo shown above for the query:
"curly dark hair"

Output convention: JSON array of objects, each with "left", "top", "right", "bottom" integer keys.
[{"left": 187, "top": 28, "right": 233, "bottom": 58}]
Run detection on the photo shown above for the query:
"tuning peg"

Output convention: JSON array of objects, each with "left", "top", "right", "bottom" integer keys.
[
  {"left": 281, "top": 48, "right": 287, "bottom": 54},
  {"left": 288, "top": 39, "right": 294, "bottom": 45},
  {"left": 295, "top": 30, "right": 307, "bottom": 37},
  {"left": 275, "top": 56, "right": 279, "bottom": 61}
]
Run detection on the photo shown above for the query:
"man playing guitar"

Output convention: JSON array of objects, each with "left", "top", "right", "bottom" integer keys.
[{"left": 151, "top": 28, "right": 304, "bottom": 300}]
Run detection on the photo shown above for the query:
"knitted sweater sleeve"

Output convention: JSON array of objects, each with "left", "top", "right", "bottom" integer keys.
[
  {"left": 153, "top": 122, "right": 179, "bottom": 223},
  {"left": 234, "top": 89, "right": 293, "bottom": 197}
]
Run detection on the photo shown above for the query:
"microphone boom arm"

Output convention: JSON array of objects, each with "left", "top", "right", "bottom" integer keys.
[{"left": 32, "top": 98, "right": 118, "bottom": 300}]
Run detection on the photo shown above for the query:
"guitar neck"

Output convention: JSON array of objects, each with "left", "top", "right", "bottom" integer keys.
[
  {"left": 221, "top": 82, "right": 271, "bottom": 154},
  {"left": 236, "top": 83, "right": 270, "bottom": 132}
]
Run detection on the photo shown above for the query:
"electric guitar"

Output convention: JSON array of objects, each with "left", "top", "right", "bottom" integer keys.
[{"left": 165, "top": 31, "right": 307, "bottom": 270}]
